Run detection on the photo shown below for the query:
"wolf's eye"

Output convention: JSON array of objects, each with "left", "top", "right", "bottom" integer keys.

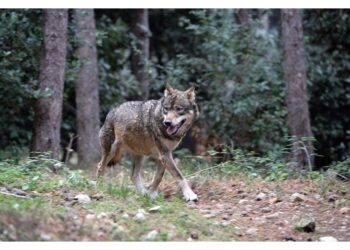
[
  {"left": 175, "top": 106, "right": 184, "bottom": 113},
  {"left": 163, "top": 107, "right": 169, "bottom": 113}
]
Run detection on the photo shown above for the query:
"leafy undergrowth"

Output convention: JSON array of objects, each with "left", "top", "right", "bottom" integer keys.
[{"left": 0, "top": 155, "right": 349, "bottom": 241}]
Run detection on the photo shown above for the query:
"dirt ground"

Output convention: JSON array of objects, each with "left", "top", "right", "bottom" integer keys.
[{"left": 162, "top": 177, "right": 350, "bottom": 241}]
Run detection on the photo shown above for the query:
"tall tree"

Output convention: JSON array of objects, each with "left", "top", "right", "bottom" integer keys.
[
  {"left": 281, "top": 9, "right": 314, "bottom": 169},
  {"left": 74, "top": 9, "right": 100, "bottom": 166},
  {"left": 31, "top": 9, "right": 68, "bottom": 159},
  {"left": 130, "top": 9, "right": 151, "bottom": 100}
]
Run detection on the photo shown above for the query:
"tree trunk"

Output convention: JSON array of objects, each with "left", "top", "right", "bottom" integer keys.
[
  {"left": 236, "top": 9, "right": 249, "bottom": 25},
  {"left": 130, "top": 9, "right": 151, "bottom": 100},
  {"left": 31, "top": 9, "right": 68, "bottom": 159},
  {"left": 281, "top": 9, "right": 314, "bottom": 169},
  {"left": 74, "top": 9, "right": 100, "bottom": 167}
]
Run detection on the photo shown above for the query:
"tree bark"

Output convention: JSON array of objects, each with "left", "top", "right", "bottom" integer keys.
[
  {"left": 236, "top": 9, "right": 249, "bottom": 25},
  {"left": 74, "top": 9, "right": 100, "bottom": 167},
  {"left": 31, "top": 9, "right": 68, "bottom": 159},
  {"left": 281, "top": 9, "right": 314, "bottom": 169},
  {"left": 130, "top": 9, "right": 151, "bottom": 100}
]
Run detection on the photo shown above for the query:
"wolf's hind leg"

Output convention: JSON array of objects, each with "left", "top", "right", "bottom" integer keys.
[
  {"left": 131, "top": 154, "right": 147, "bottom": 194},
  {"left": 96, "top": 128, "right": 122, "bottom": 178}
]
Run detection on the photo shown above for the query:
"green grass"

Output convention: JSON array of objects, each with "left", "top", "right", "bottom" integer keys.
[{"left": 0, "top": 155, "right": 238, "bottom": 241}]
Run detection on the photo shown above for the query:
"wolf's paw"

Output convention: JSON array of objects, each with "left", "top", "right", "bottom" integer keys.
[{"left": 183, "top": 190, "right": 198, "bottom": 202}]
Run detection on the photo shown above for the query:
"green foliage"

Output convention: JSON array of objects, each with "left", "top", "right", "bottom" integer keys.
[
  {"left": 96, "top": 15, "right": 140, "bottom": 119},
  {"left": 304, "top": 10, "right": 350, "bottom": 165},
  {"left": 0, "top": 154, "right": 92, "bottom": 192},
  {"left": 328, "top": 157, "right": 350, "bottom": 178},
  {"left": 0, "top": 10, "right": 42, "bottom": 147},
  {"left": 155, "top": 10, "right": 287, "bottom": 155}
]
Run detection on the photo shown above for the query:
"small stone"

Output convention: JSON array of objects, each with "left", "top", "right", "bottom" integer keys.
[
  {"left": 145, "top": 230, "right": 158, "bottom": 240},
  {"left": 246, "top": 228, "right": 258, "bottom": 236},
  {"left": 294, "top": 218, "right": 316, "bottom": 233},
  {"left": 340, "top": 207, "right": 350, "bottom": 214},
  {"left": 222, "top": 214, "right": 229, "bottom": 220},
  {"left": 85, "top": 214, "right": 95, "bottom": 220},
  {"left": 266, "top": 212, "right": 282, "bottom": 219},
  {"left": 240, "top": 211, "right": 249, "bottom": 217},
  {"left": 261, "top": 207, "right": 272, "bottom": 213},
  {"left": 91, "top": 194, "right": 104, "bottom": 200},
  {"left": 327, "top": 194, "right": 339, "bottom": 202},
  {"left": 290, "top": 193, "right": 307, "bottom": 202},
  {"left": 221, "top": 221, "right": 230, "bottom": 227},
  {"left": 269, "top": 197, "right": 282, "bottom": 204},
  {"left": 74, "top": 194, "right": 91, "bottom": 203},
  {"left": 149, "top": 206, "right": 161, "bottom": 213},
  {"left": 122, "top": 213, "right": 130, "bottom": 219},
  {"left": 256, "top": 193, "right": 267, "bottom": 201},
  {"left": 203, "top": 214, "right": 216, "bottom": 218},
  {"left": 97, "top": 212, "right": 108, "bottom": 220},
  {"left": 12, "top": 188, "right": 27, "bottom": 196},
  {"left": 238, "top": 199, "right": 248, "bottom": 204},
  {"left": 190, "top": 232, "right": 199, "bottom": 240},
  {"left": 134, "top": 209, "right": 146, "bottom": 222},
  {"left": 319, "top": 236, "right": 338, "bottom": 242},
  {"left": 40, "top": 233, "right": 52, "bottom": 241}
]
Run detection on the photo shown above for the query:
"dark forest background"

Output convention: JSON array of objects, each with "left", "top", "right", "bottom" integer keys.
[{"left": 0, "top": 9, "right": 349, "bottom": 173}]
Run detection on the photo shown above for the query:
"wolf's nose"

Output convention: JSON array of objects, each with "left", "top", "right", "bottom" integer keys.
[{"left": 164, "top": 120, "right": 172, "bottom": 127}]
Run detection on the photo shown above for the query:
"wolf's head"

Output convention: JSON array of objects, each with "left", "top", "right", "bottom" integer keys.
[{"left": 160, "top": 84, "right": 199, "bottom": 137}]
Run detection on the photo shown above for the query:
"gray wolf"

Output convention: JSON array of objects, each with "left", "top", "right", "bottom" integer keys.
[{"left": 96, "top": 84, "right": 199, "bottom": 201}]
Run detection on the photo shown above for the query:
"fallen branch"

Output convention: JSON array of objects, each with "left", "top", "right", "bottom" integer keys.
[{"left": 0, "top": 191, "right": 28, "bottom": 199}]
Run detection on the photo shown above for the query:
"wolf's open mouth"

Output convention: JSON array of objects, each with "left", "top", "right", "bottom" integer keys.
[{"left": 166, "top": 119, "right": 186, "bottom": 136}]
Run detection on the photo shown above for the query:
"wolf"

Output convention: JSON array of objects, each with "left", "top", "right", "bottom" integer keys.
[{"left": 96, "top": 84, "right": 199, "bottom": 202}]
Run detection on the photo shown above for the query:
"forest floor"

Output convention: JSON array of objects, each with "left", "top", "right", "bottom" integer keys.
[{"left": 0, "top": 157, "right": 349, "bottom": 241}]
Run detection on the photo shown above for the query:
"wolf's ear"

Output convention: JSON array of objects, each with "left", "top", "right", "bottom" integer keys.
[
  {"left": 185, "top": 86, "right": 195, "bottom": 102},
  {"left": 164, "top": 83, "right": 175, "bottom": 97}
]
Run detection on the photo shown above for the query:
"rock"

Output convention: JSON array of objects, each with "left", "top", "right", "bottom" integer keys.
[
  {"left": 222, "top": 214, "right": 229, "bottom": 220},
  {"left": 12, "top": 188, "right": 27, "bottom": 196},
  {"left": 74, "top": 194, "right": 91, "bottom": 203},
  {"left": 134, "top": 209, "right": 146, "bottom": 222},
  {"left": 319, "top": 236, "right": 338, "bottom": 242},
  {"left": 203, "top": 214, "right": 216, "bottom": 218},
  {"left": 294, "top": 218, "right": 316, "bottom": 233},
  {"left": 40, "top": 233, "right": 52, "bottom": 241},
  {"left": 340, "top": 207, "right": 350, "bottom": 214},
  {"left": 246, "top": 228, "right": 258, "bottom": 236},
  {"left": 145, "top": 230, "right": 158, "bottom": 240},
  {"left": 238, "top": 199, "right": 249, "bottom": 204},
  {"left": 240, "top": 211, "right": 249, "bottom": 217},
  {"left": 122, "top": 213, "right": 130, "bottom": 219},
  {"left": 85, "top": 214, "right": 95, "bottom": 220},
  {"left": 91, "top": 194, "right": 104, "bottom": 201},
  {"left": 186, "top": 202, "right": 198, "bottom": 209},
  {"left": 327, "top": 194, "right": 339, "bottom": 202},
  {"left": 221, "top": 221, "right": 230, "bottom": 227},
  {"left": 97, "top": 212, "right": 108, "bottom": 220},
  {"left": 149, "top": 206, "right": 161, "bottom": 213},
  {"left": 266, "top": 212, "right": 282, "bottom": 219},
  {"left": 261, "top": 207, "right": 272, "bottom": 213},
  {"left": 190, "top": 232, "right": 199, "bottom": 240},
  {"left": 290, "top": 193, "right": 307, "bottom": 202},
  {"left": 269, "top": 197, "right": 282, "bottom": 204},
  {"left": 256, "top": 192, "right": 267, "bottom": 201}
]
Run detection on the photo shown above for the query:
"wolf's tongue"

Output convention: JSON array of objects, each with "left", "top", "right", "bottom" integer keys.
[{"left": 167, "top": 125, "right": 178, "bottom": 135}]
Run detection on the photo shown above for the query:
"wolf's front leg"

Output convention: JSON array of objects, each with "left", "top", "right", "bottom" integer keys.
[{"left": 159, "top": 152, "right": 198, "bottom": 202}]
